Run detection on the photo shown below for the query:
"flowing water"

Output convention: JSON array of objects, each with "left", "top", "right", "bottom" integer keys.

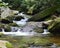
[
  {"left": 13, "top": 12, "right": 31, "bottom": 26},
  {"left": 1, "top": 12, "right": 37, "bottom": 36},
  {"left": 42, "top": 29, "right": 50, "bottom": 34}
]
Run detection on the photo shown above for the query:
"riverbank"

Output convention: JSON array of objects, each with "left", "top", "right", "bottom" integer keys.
[{"left": 0, "top": 35, "right": 60, "bottom": 48}]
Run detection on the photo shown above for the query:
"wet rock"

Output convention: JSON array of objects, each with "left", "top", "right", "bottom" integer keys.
[
  {"left": 0, "top": 19, "right": 13, "bottom": 24},
  {"left": 42, "top": 23, "right": 48, "bottom": 29},
  {"left": 14, "top": 16, "right": 24, "bottom": 21},
  {"left": 0, "top": 28, "right": 2, "bottom": 32},
  {"left": 4, "top": 25, "right": 11, "bottom": 32}
]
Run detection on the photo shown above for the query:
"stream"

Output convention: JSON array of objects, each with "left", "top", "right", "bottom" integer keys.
[{"left": 1, "top": 12, "right": 50, "bottom": 36}]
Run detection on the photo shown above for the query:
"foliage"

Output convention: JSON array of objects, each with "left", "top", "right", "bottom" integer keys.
[
  {"left": 2, "top": 0, "right": 56, "bottom": 14},
  {"left": 28, "top": 5, "right": 58, "bottom": 21},
  {"left": 0, "top": 1, "right": 8, "bottom": 7}
]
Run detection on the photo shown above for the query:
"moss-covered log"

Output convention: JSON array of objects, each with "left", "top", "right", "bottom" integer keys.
[{"left": 28, "top": 5, "right": 59, "bottom": 21}]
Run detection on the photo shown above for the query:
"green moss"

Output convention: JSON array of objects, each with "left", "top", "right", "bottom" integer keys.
[
  {"left": 0, "top": 32, "right": 4, "bottom": 37},
  {"left": 31, "top": 37, "right": 51, "bottom": 45},
  {"left": 19, "top": 37, "right": 51, "bottom": 46},
  {"left": 6, "top": 42, "right": 13, "bottom": 48}
]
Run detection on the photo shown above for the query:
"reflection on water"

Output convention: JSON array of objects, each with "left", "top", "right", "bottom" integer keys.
[{"left": 49, "top": 36, "right": 60, "bottom": 46}]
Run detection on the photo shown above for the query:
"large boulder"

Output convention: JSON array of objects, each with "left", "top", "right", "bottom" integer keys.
[
  {"left": 48, "top": 18, "right": 60, "bottom": 35},
  {"left": 1, "top": 7, "right": 19, "bottom": 18}
]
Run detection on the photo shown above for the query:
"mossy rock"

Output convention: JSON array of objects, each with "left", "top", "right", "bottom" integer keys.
[
  {"left": 34, "top": 27, "right": 44, "bottom": 33},
  {"left": 6, "top": 16, "right": 15, "bottom": 21},
  {"left": 14, "top": 16, "right": 24, "bottom": 21},
  {"left": 48, "top": 18, "right": 60, "bottom": 35},
  {"left": 9, "top": 23, "right": 19, "bottom": 27},
  {"left": 0, "top": 23, "right": 4, "bottom": 28},
  {"left": 4, "top": 25, "right": 11, "bottom": 32},
  {"left": 0, "top": 18, "right": 13, "bottom": 24},
  {"left": 28, "top": 5, "right": 58, "bottom": 21}
]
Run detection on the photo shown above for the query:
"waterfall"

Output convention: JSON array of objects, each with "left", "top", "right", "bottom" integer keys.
[
  {"left": 42, "top": 29, "right": 50, "bottom": 34},
  {"left": 13, "top": 12, "right": 29, "bottom": 26},
  {"left": 0, "top": 12, "right": 36, "bottom": 36},
  {"left": 1, "top": 27, "right": 36, "bottom": 36},
  {"left": 2, "top": 29, "right": 5, "bottom": 32}
]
